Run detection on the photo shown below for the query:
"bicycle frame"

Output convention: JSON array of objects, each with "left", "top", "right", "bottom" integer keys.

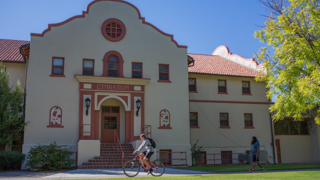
[{"left": 133, "top": 153, "right": 158, "bottom": 172}]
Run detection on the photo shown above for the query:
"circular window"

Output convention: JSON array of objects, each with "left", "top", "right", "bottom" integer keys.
[{"left": 101, "top": 18, "right": 126, "bottom": 42}]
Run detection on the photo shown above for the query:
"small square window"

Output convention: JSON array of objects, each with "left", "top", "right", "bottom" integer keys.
[
  {"left": 244, "top": 113, "right": 253, "bottom": 127},
  {"left": 218, "top": 80, "right": 227, "bottom": 93},
  {"left": 220, "top": 113, "right": 229, "bottom": 128},
  {"left": 190, "top": 112, "right": 198, "bottom": 128},
  {"left": 132, "top": 63, "right": 142, "bottom": 78},
  {"left": 159, "top": 64, "right": 169, "bottom": 81},
  {"left": 242, "top": 81, "right": 251, "bottom": 94},
  {"left": 189, "top": 78, "right": 197, "bottom": 92},
  {"left": 52, "top": 58, "right": 64, "bottom": 75},
  {"left": 83, "top": 59, "right": 94, "bottom": 75}
]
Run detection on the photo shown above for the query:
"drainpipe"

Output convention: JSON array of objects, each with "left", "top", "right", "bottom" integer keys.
[
  {"left": 268, "top": 99, "right": 276, "bottom": 164},
  {"left": 19, "top": 44, "right": 30, "bottom": 118}
]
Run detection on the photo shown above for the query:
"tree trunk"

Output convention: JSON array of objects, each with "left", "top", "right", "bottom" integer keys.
[{"left": 4, "top": 140, "right": 12, "bottom": 151}]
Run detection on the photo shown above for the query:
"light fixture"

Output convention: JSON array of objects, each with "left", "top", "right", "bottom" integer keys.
[
  {"left": 85, "top": 98, "right": 91, "bottom": 116},
  {"left": 136, "top": 99, "right": 141, "bottom": 116}
]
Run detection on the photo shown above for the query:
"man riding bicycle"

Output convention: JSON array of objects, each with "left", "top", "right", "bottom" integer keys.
[{"left": 133, "top": 134, "right": 154, "bottom": 174}]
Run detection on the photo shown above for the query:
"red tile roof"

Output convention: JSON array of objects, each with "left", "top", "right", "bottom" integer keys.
[
  {"left": 188, "top": 53, "right": 260, "bottom": 77},
  {"left": 0, "top": 39, "right": 30, "bottom": 63}
]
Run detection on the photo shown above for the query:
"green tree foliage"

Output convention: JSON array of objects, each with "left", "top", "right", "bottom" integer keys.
[
  {"left": 0, "top": 63, "right": 26, "bottom": 150},
  {"left": 254, "top": 0, "right": 320, "bottom": 124}
]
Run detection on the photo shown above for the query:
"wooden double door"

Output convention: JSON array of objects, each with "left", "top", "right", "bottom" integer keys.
[{"left": 101, "top": 106, "right": 120, "bottom": 143}]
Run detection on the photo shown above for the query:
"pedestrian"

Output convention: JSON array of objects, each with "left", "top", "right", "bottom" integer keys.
[{"left": 249, "top": 136, "right": 265, "bottom": 172}]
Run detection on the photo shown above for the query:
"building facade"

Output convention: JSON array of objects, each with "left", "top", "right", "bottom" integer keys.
[{"left": 1, "top": 0, "right": 319, "bottom": 168}]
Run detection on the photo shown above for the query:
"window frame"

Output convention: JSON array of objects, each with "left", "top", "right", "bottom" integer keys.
[
  {"left": 158, "top": 64, "right": 171, "bottom": 83},
  {"left": 244, "top": 113, "right": 254, "bottom": 129},
  {"left": 102, "top": 51, "right": 124, "bottom": 77},
  {"left": 190, "top": 112, "right": 199, "bottom": 128},
  {"left": 159, "top": 149, "right": 172, "bottom": 165},
  {"left": 189, "top": 78, "right": 197, "bottom": 93},
  {"left": 242, "top": 81, "right": 251, "bottom": 95},
  {"left": 221, "top": 151, "right": 232, "bottom": 164},
  {"left": 219, "top": 112, "right": 230, "bottom": 129},
  {"left": 218, "top": 79, "right": 228, "bottom": 94},
  {"left": 50, "top": 57, "right": 65, "bottom": 77},
  {"left": 82, "top": 59, "right": 94, "bottom": 76},
  {"left": 274, "top": 119, "right": 309, "bottom": 135},
  {"left": 132, "top": 62, "right": 143, "bottom": 78}
]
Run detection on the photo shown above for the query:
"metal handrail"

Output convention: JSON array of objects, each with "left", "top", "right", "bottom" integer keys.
[
  {"left": 114, "top": 130, "right": 124, "bottom": 167},
  {"left": 79, "top": 124, "right": 94, "bottom": 140},
  {"left": 156, "top": 151, "right": 188, "bottom": 166}
]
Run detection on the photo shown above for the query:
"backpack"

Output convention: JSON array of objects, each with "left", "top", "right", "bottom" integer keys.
[{"left": 147, "top": 138, "right": 156, "bottom": 148}]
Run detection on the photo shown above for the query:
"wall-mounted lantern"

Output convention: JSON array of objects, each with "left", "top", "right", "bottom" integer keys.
[
  {"left": 85, "top": 98, "right": 91, "bottom": 116},
  {"left": 136, "top": 99, "right": 141, "bottom": 116}
]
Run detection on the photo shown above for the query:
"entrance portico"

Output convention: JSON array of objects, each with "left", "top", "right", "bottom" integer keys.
[{"left": 76, "top": 75, "right": 150, "bottom": 143}]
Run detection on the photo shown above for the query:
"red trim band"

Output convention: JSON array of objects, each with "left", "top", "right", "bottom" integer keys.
[{"left": 190, "top": 100, "right": 270, "bottom": 104}]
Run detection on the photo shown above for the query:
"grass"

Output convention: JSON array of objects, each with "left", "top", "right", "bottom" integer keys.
[
  {"left": 175, "top": 163, "right": 320, "bottom": 173},
  {"left": 71, "top": 171, "right": 320, "bottom": 180}
]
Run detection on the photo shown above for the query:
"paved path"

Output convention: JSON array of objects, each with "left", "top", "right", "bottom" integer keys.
[
  {"left": 1, "top": 168, "right": 319, "bottom": 180},
  {"left": 0, "top": 168, "right": 210, "bottom": 180}
]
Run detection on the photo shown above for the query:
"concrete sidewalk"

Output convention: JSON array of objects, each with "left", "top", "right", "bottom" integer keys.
[{"left": 0, "top": 168, "right": 319, "bottom": 180}]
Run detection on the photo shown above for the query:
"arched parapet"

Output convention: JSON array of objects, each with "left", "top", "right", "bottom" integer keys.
[
  {"left": 30, "top": 0, "right": 187, "bottom": 49},
  {"left": 212, "top": 45, "right": 264, "bottom": 71}
]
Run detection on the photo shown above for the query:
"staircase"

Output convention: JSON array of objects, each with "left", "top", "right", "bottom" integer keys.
[{"left": 78, "top": 143, "right": 135, "bottom": 169}]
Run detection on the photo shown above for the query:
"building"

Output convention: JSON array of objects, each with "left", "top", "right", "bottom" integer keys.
[{"left": 1, "top": 0, "right": 319, "bottom": 168}]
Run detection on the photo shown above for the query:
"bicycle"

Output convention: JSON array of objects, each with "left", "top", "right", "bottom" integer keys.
[{"left": 123, "top": 152, "right": 165, "bottom": 177}]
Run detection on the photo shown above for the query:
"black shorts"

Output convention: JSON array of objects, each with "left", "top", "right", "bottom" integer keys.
[
  {"left": 253, "top": 155, "right": 259, "bottom": 162},
  {"left": 142, "top": 151, "right": 154, "bottom": 159}
]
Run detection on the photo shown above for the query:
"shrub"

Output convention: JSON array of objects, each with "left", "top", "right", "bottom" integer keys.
[
  {"left": 26, "top": 142, "right": 74, "bottom": 171},
  {"left": 0, "top": 151, "right": 25, "bottom": 170}
]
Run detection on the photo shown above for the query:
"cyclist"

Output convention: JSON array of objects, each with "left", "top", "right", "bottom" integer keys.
[{"left": 133, "top": 134, "right": 154, "bottom": 174}]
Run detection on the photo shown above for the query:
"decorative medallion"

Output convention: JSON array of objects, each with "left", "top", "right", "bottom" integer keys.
[{"left": 158, "top": 109, "right": 172, "bottom": 129}]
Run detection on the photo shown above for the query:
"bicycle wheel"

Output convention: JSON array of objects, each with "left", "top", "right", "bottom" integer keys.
[
  {"left": 150, "top": 160, "right": 165, "bottom": 176},
  {"left": 123, "top": 160, "right": 140, "bottom": 177}
]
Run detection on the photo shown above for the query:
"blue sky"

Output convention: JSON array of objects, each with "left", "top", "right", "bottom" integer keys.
[
  {"left": 0, "top": 0, "right": 270, "bottom": 58},
  {"left": 1, "top": 0, "right": 274, "bottom": 101}
]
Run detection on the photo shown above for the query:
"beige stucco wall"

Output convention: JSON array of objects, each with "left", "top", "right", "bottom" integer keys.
[
  {"left": 2, "top": 62, "right": 25, "bottom": 90},
  {"left": 23, "top": 0, "right": 190, "bottom": 166},
  {"left": 189, "top": 74, "right": 274, "bottom": 164},
  {"left": 274, "top": 136, "right": 313, "bottom": 163},
  {"left": 189, "top": 74, "right": 268, "bottom": 102}
]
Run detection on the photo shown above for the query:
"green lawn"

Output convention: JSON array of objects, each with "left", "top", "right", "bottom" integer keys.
[
  {"left": 176, "top": 163, "right": 320, "bottom": 173},
  {"left": 71, "top": 171, "right": 320, "bottom": 180}
]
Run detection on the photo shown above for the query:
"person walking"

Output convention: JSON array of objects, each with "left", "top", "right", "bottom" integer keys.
[{"left": 249, "top": 136, "right": 265, "bottom": 172}]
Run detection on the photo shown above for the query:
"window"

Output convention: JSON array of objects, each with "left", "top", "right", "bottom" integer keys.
[
  {"left": 108, "top": 56, "right": 118, "bottom": 77},
  {"left": 242, "top": 81, "right": 251, "bottom": 94},
  {"left": 221, "top": 151, "right": 232, "bottom": 164},
  {"left": 158, "top": 64, "right": 170, "bottom": 82},
  {"left": 195, "top": 151, "right": 207, "bottom": 165},
  {"left": 160, "top": 150, "right": 171, "bottom": 165},
  {"left": 218, "top": 80, "right": 227, "bottom": 93},
  {"left": 189, "top": 78, "right": 197, "bottom": 92},
  {"left": 190, "top": 112, "right": 198, "bottom": 128},
  {"left": 274, "top": 119, "right": 309, "bottom": 135},
  {"left": 83, "top": 59, "right": 94, "bottom": 75},
  {"left": 101, "top": 18, "right": 126, "bottom": 42},
  {"left": 51, "top": 57, "right": 64, "bottom": 76},
  {"left": 102, "top": 51, "right": 124, "bottom": 77},
  {"left": 220, "top": 113, "right": 229, "bottom": 128},
  {"left": 244, "top": 113, "right": 253, "bottom": 128},
  {"left": 132, "top": 63, "right": 142, "bottom": 78}
]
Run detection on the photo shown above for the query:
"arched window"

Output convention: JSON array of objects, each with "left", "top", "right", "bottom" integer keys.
[{"left": 103, "top": 51, "right": 124, "bottom": 77}]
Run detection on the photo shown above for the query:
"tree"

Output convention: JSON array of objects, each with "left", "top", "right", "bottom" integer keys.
[
  {"left": 254, "top": 0, "right": 320, "bottom": 124},
  {"left": 0, "top": 63, "right": 26, "bottom": 151}
]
